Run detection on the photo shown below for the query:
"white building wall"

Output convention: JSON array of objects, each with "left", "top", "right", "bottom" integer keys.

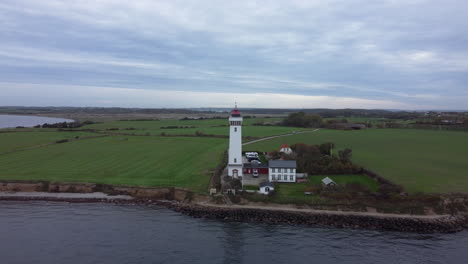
[
  {"left": 228, "top": 116, "right": 243, "bottom": 177},
  {"left": 269, "top": 168, "right": 296, "bottom": 182},
  {"left": 259, "top": 186, "right": 274, "bottom": 195}
]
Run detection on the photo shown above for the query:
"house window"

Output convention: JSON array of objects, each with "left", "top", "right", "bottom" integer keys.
[
  {"left": 290, "top": 175, "right": 294, "bottom": 181},
  {"left": 234, "top": 158, "right": 237, "bottom": 163},
  {"left": 272, "top": 175, "right": 275, "bottom": 181},
  {"left": 278, "top": 168, "right": 282, "bottom": 173},
  {"left": 272, "top": 168, "right": 275, "bottom": 173},
  {"left": 284, "top": 175, "right": 287, "bottom": 181},
  {"left": 290, "top": 168, "right": 293, "bottom": 173}
]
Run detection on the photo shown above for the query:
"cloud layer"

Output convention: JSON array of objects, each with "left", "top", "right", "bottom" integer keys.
[{"left": 1, "top": 0, "right": 467, "bottom": 109}]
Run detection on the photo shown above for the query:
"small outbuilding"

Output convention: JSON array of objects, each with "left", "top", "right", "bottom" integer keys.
[
  {"left": 259, "top": 182, "right": 275, "bottom": 195},
  {"left": 322, "top": 177, "right": 337, "bottom": 187}
]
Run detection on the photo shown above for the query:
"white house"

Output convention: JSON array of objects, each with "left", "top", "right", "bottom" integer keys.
[
  {"left": 259, "top": 182, "right": 275, "bottom": 194},
  {"left": 278, "top": 143, "right": 293, "bottom": 154},
  {"left": 268, "top": 160, "right": 296, "bottom": 182},
  {"left": 228, "top": 106, "right": 243, "bottom": 178}
]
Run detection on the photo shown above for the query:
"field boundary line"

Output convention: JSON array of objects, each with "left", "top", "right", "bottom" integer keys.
[{"left": 243, "top": 128, "right": 320, "bottom": 146}]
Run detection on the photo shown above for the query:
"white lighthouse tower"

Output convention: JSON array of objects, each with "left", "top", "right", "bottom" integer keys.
[{"left": 228, "top": 105, "right": 243, "bottom": 178}]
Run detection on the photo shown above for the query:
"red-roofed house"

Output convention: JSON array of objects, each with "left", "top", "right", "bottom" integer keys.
[{"left": 279, "top": 144, "right": 292, "bottom": 154}]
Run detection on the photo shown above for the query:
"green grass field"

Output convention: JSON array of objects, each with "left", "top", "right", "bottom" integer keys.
[
  {"left": 267, "top": 174, "right": 379, "bottom": 204},
  {"left": 81, "top": 118, "right": 303, "bottom": 137},
  {"left": 323, "top": 117, "right": 412, "bottom": 124},
  {"left": 0, "top": 131, "right": 96, "bottom": 153},
  {"left": 247, "top": 129, "right": 468, "bottom": 193},
  {"left": 0, "top": 118, "right": 300, "bottom": 193},
  {"left": 0, "top": 135, "right": 227, "bottom": 192},
  {"left": 1, "top": 119, "right": 467, "bottom": 195}
]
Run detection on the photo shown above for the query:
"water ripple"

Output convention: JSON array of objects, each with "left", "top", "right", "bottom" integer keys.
[{"left": 0, "top": 201, "right": 467, "bottom": 264}]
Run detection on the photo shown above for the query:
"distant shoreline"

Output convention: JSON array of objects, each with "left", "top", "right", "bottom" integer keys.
[
  {"left": 1, "top": 181, "right": 466, "bottom": 233},
  {"left": 0, "top": 114, "right": 74, "bottom": 129}
]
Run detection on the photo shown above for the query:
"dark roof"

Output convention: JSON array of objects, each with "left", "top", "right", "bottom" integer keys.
[
  {"left": 259, "top": 182, "right": 274, "bottom": 188},
  {"left": 269, "top": 160, "right": 296, "bottom": 168},
  {"left": 243, "top": 163, "right": 268, "bottom": 168}
]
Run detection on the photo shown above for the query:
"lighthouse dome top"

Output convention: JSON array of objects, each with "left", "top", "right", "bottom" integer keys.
[{"left": 230, "top": 108, "right": 241, "bottom": 117}]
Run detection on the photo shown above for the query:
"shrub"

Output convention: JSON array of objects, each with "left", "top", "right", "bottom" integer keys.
[
  {"left": 195, "top": 131, "right": 205, "bottom": 136},
  {"left": 345, "top": 183, "right": 370, "bottom": 193},
  {"left": 378, "top": 183, "right": 403, "bottom": 195},
  {"left": 304, "top": 184, "right": 323, "bottom": 194}
]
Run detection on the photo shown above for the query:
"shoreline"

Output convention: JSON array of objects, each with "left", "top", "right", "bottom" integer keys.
[
  {"left": 1, "top": 194, "right": 466, "bottom": 233},
  {"left": 1, "top": 181, "right": 467, "bottom": 233},
  {"left": 0, "top": 114, "right": 75, "bottom": 129}
]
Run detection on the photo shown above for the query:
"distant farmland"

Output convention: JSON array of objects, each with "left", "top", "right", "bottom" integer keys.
[
  {"left": 82, "top": 118, "right": 302, "bottom": 137},
  {"left": 1, "top": 119, "right": 467, "bottom": 194},
  {"left": 246, "top": 129, "right": 468, "bottom": 193},
  {"left": 0, "top": 117, "right": 303, "bottom": 193}
]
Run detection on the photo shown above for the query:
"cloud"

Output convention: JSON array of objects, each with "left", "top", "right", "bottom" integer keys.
[
  {"left": 0, "top": 0, "right": 467, "bottom": 109},
  {"left": 0, "top": 82, "right": 414, "bottom": 109}
]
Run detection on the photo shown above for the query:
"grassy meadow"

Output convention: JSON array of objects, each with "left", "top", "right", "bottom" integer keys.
[
  {"left": 277, "top": 174, "right": 378, "bottom": 196},
  {"left": 80, "top": 118, "right": 304, "bottom": 137},
  {"left": 247, "top": 129, "right": 468, "bottom": 193},
  {"left": 0, "top": 131, "right": 97, "bottom": 153},
  {"left": 0, "top": 117, "right": 299, "bottom": 192},
  {"left": 1, "top": 117, "right": 467, "bottom": 195},
  {"left": 261, "top": 174, "right": 379, "bottom": 205},
  {"left": 0, "top": 135, "right": 227, "bottom": 192}
]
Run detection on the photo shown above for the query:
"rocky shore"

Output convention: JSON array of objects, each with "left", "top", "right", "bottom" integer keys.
[
  {"left": 1, "top": 180, "right": 467, "bottom": 233},
  {"left": 162, "top": 202, "right": 468, "bottom": 233}
]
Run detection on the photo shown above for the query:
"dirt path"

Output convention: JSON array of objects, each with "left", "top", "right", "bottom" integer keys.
[
  {"left": 197, "top": 201, "right": 451, "bottom": 219},
  {"left": 242, "top": 128, "right": 320, "bottom": 146}
]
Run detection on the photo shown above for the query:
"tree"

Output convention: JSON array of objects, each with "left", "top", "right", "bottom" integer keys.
[
  {"left": 319, "top": 142, "right": 335, "bottom": 156},
  {"left": 282, "top": 112, "right": 323, "bottom": 128},
  {"left": 269, "top": 150, "right": 282, "bottom": 160},
  {"left": 338, "top": 148, "right": 352, "bottom": 163}
]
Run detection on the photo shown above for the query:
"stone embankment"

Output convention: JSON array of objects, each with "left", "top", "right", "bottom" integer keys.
[
  {"left": 161, "top": 202, "right": 468, "bottom": 233},
  {"left": 1, "top": 180, "right": 467, "bottom": 233}
]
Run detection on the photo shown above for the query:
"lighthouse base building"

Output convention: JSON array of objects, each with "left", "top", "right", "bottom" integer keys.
[{"left": 228, "top": 106, "right": 243, "bottom": 178}]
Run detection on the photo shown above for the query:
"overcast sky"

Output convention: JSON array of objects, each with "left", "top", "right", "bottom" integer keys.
[{"left": 1, "top": 0, "right": 467, "bottom": 109}]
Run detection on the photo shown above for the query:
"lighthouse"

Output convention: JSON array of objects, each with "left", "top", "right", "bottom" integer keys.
[{"left": 228, "top": 105, "right": 243, "bottom": 178}]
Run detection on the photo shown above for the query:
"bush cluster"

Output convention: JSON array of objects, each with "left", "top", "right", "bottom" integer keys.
[
  {"left": 282, "top": 112, "right": 323, "bottom": 128},
  {"left": 286, "top": 143, "right": 361, "bottom": 175}
]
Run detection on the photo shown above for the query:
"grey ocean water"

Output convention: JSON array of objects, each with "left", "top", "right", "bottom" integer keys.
[
  {"left": 0, "top": 115, "right": 74, "bottom": 128},
  {"left": 0, "top": 201, "right": 466, "bottom": 264}
]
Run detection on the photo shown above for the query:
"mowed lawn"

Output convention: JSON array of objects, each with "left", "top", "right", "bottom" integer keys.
[
  {"left": 0, "top": 136, "right": 227, "bottom": 192},
  {"left": 248, "top": 129, "right": 468, "bottom": 194},
  {"left": 277, "top": 175, "right": 379, "bottom": 197}
]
